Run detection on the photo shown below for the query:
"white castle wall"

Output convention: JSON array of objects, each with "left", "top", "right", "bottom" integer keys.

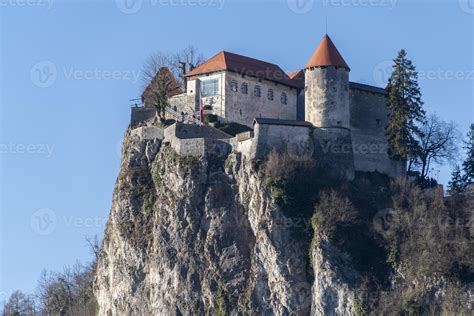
[
  {"left": 224, "top": 71, "right": 298, "bottom": 127},
  {"left": 172, "top": 71, "right": 298, "bottom": 127}
]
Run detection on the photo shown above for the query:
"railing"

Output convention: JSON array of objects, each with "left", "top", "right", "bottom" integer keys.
[
  {"left": 164, "top": 105, "right": 202, "bottom": 125},
  {"left": 131, "top": 102, "right": 202, "bottom": 125}
]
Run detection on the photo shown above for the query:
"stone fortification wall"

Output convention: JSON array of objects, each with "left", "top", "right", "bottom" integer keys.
[
  {"left": 305, "top": 67, "right": 350, "bottom": 129},
  {"left": 131, "top": 106, "right": 157, "bottom": 126},
  {"left": 349, "top": 87, "right": 405, "bottom": 178}
]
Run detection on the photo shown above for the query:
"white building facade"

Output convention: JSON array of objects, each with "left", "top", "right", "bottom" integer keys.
[{"left": 168, "top": 51, "right": 301, "bottom": 127}]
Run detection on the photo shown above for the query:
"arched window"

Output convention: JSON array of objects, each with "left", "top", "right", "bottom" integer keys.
[
  {"left": 267, "top": 89, "right": 274, "bottom": 101},
  {"left": 281, "top": 92, "right": 287, "bottom": 104},
  {"left": 230, "top": 80, "right": 238, "bottom": 92},
  {"left": 254, "top": 85, "right": 261, "bottom": 97},
  {"left": 241, "top": 82, "right": 248, "bottom": 94}
]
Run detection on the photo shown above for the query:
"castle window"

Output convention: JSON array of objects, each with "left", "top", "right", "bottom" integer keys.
[
  {"left": 281, "top": 92, "right": 287, "bottom": 104},
  {"left": 267, "top": 89, "right": 274, "bottom": 101},
  {"left": 241, "top": 82, "right": 248, "bottom": 94},
  {"left": 254, "top": 85, "right": 261, "bottom": 97},
  {"left": 376, "top": 119, "right": 382, "bottom": 126},
  {"left": 201, "top": 79, "right": 218, "bottom": 97},
  {"left": 230, "top": 80, "right": 238, "bottom": 92}
]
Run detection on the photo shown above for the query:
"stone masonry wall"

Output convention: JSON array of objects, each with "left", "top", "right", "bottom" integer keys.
[
  {"left": 349, "top": 88, "right": 405, "bottom": 178},
  {"left": 305, "top": 67, "right": 350, "bottom": 129},
  {"left": 250, "top": 122, "right": 355, "bottom": 179},
  {"left": 225, "top": 71, "right": 298, "bottom": 127}
]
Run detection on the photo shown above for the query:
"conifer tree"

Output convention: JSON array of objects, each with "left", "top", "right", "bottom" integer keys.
[
  {"left": 386, "top": 49, "right": 426, "bottom": 161},
  {"left": 448, "top": 165, "right": 466, "bottom": 195},
  {"left": 462, "top": 123, "right": 474, "bottom": 183}
]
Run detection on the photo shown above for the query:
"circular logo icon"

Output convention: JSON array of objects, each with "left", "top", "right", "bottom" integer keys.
[
  {"left": 287, "top": 0, "right": 314, "bottom": 14},
  {"left": 30, "top": 61, "right": 57, "bottom": 88},
  {"left": 116, "top": 0, "right": 143, "bottom": 14},
  {"left": 30, "top": 208, "right": 57, "bottom": 235},
  {"left": 287, "top": 134, "right": 314, "bottom": 160},
  {"left": 373, "top": 208, "right": 400, "bottom": 238},
  {"left": 372, "top": 60, "right": 393, "bottom": 87},
  {"left": 459, "top": 0, "right": 474, "bottom": 14}
]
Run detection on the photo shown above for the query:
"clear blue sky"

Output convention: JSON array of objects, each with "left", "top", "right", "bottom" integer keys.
[{"left": 1, "top": 0, "right": 473, "bottom": 302}]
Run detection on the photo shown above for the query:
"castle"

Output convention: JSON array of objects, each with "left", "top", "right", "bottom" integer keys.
[{"left": 131, "top": 35, "right": 406, "bottom": 179}]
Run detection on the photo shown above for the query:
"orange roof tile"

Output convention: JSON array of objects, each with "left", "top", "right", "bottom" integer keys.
[
  {"left": 305, "top": 35, "right": 349, "bottom": 70},
  {"left": 186, "top": 51, "right": 301, "bottom": 88},
  {"left": 288, "top": 69, "right": 305, "bottom": 88},
  {"left": 141, "top": 67, "right": 183, "bottom": 103}
]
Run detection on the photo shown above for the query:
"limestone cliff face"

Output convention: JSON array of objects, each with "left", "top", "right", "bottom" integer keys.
[{"left": 93, "top": 128, "right": 357, "bottom": 315}]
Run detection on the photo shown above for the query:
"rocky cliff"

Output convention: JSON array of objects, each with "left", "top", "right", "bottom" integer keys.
[
  {"left": 93, "top": 127, "right": 359, "bottom": 315},
  {"left": 94, "top": 126, "right": 473, "bottom": 315}
]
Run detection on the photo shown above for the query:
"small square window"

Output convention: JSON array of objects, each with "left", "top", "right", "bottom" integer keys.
[
  {"left": 281, "top": 92, "right": 287, "bottom": 105},
  {"left": 254, "top": 85, "right": 261, "bottom": 97},
  {"left": 230, "top": 80, "right": 238, "bottom": 92},
  {"left": 241, "top": 82, "right": 248, "bottom": 94},
  {"left": 267, "top": 89, "right": 274, "bottom": 101}
]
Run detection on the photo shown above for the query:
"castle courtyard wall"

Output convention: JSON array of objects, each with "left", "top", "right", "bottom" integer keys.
[
  {"left": 251, "top": 120, "right": 312, "bottom": 160},
  {"left": 249, "top": 120, "right": 355, "bottom": 179},
  {"left": 349, "top": 88, "right": 405, "bottom": 178},
  {"left": 312, "top": 127, "right": 355, "bottom": 180}
]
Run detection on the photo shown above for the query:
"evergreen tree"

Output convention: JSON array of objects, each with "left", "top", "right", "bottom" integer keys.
[
  {"left": 386, "top": 49, "right": 426, "bottom": 161},
  {"left": 448, "top": 165, "right": 466, "bottom": 195},
  {"left": 462, "top": 123, "right": 474, "bottom": 183}
]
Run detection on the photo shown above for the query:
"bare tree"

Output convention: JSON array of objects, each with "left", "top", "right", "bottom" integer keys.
[
  {"left": 140, "top": 46, "right": 204, "bottom": 120},
  {"left": 36, "top": 262, "right": 96, "bottom": 316},
  {"left": 85, "top": 234, "right": 100, "bottom": 263},
  {"left": 141, "top": 46, "right": 204, "bottom": 90},
  {"left": 174, "top": 45, "right": 205, "bottom": 79},
  {"left": 2, "top": 290, "right": 37, "bottom": 316},
  {"left": 409, "top": 114, "right": 460, "bottom": 179}
]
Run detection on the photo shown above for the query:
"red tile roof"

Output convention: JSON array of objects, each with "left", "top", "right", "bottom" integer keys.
[
  {"left": 141, "top": 67, "right": 183, "bottom": 104},
  {"left": 288, "top": 69, "right": 305, "bottom": 89},
  {"left": 305, "top": 35, "right": 349, "bottom": 70},
  {"left": 185, "top": 51, "right": 302, "bottom": 88}
]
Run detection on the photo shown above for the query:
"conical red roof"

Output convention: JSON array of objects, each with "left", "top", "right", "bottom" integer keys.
[{"left": 305, "top": 35, "right": 349, "bottom": 70}]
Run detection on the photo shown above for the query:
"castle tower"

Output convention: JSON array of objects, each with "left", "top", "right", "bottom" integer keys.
[{"left": 304, "top": 35, "right": 350, "bottom": 128}]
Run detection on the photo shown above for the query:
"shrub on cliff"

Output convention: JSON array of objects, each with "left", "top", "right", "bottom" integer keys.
[
  {"left": 312, "top": 191, "right": 357, "bottom": 239},
  {"left": 370, "top": 178, "right": 473, "bottom": 314},
  {"left": 263, "top": 150, "right": 319, "bottom": 217}
]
